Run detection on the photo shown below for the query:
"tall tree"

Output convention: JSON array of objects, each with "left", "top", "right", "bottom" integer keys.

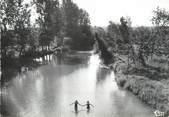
[
  {"left": 151, "top": 7, "right": 169, "bottom": 57},
  {"left": 62, "top": 0, "right": 94, "bottom": 50},
  {"left": 152, "top": 7, "right": 169, "bottom": 27},
  {"left": 119, "top": 17, "right": 130, "bottom": 44},
  {"left": 1, "top": 0, "right": 31, "bottom": 57},
  {"left": 34, "top": 0, "right": 62, "bottom": 50}
]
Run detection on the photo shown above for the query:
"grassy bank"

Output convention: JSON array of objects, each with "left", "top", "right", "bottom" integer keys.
[{"left": 113, "top": 56, "right": 169, "bottom": 116}]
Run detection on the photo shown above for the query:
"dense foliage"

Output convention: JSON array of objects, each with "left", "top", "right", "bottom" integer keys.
[
  {"left": 0, "top": 0, "right": 94, "bottom": 61},
  {"left": 62, "top": 0, "right": 94, "bottom": 50},
  {"left": 98, "top": 7, "right": 169, "bottom": 69}
]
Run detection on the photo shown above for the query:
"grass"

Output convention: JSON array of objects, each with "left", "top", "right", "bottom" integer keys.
[
  {"left": 116, "top": 75, "right": 169, "bottom": 116},
  {"left": 114, "top": 55, "right": 169, "bottom": 116}
]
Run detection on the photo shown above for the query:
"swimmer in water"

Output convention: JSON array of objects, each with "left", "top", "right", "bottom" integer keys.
[
  {"left": 83, "top": 101, "right": 94, "bottom": 111},
  {"left": 70, "top": 100, "right": 83, "bottom": 112}
]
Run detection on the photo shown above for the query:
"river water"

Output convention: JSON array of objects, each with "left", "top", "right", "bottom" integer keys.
[{"left": 1, "top": 52, "right": 154, "bottom": 117}]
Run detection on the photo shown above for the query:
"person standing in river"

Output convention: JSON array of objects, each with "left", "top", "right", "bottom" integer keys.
[
  {"left": 83, "top": 101, "right": 94, "bottom": 112},
  {"left": 70, "top": 100, "right": 83, "bottom": 112}
]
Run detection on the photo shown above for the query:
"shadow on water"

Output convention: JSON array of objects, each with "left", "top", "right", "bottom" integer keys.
[
  {"left": 0, "top": 94, "right": 20, "bottom": 117},
  {"left": 1, "top": 58, "right": 40, "bottom": 86},
  {"left": 59, "top": 52, "right": 91, "bottom": 65},
  {"left": 1, "top": 51, "right": 87, "bottom": 87},
  {"left": 1, "top": 53, "right": 56, "bottom": 86},
  {"left": 96, "top": 67, "right": 111, "bottom": 84}
]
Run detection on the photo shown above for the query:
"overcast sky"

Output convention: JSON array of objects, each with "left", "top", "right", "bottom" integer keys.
[
  {"left": 73, "top": 0, "right": 169, "bottom": 27},
  {"left": 28, "top": 0, "right": 169, "bottom": 27}
]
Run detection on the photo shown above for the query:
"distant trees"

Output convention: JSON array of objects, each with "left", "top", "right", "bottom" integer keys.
[
  {"left": 130, "top": 7, "right": 169, "bottom": 67},
  {"left": 95, "top": 33, "right": 113, "bottom": 64},
  {"left": 105, "top": 7, "right": 169, "bottom": 69},
  {"left": 107, "top": 22, "right": 121, "bottom": 53},
  {"left": 107, "top": 17, "right": 132, "bottom": 54},
  {"left": 62, "top": 0, "right": 94, "bottom": 50},
  {"left": 151, "top": 7, "right": 169, "bottom": 57},
  {"left": 131, "top": 27, "right": 154, "bottom": 66},
  {"left": 119, "top": 17, "right": 130, "bottom": 44},
  {"left": 152, "top": 7, "right": 169, "bottom": 27}
]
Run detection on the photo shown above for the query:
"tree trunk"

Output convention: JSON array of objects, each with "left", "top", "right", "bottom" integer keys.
[
  {"left": 19, "top": 46, "right": 24, "bottom": 57},
  {"left": 42, "top": 46, "right": 44, "bottom": 52},
  {"left": 138, "top": 50, "right": 147, "bottom": 67}
]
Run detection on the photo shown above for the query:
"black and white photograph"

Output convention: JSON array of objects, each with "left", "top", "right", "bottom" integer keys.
[{"left": 0, "top": 0, "right": 169, "bottom": 117}]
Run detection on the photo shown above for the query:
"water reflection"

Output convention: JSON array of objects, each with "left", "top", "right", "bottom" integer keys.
[
  {"left": 1, "top": 52, "right": 154, "bottom": 117},
  {"left": 96, "top": 68, "right": 111, "bottom": 84},
  {"left": 0, "top": 94, "right": 20, "bottom": 117}
]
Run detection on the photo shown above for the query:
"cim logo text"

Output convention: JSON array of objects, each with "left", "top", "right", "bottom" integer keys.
[{"left": 154, "top": 110, "right": 165, "bottom": 117}]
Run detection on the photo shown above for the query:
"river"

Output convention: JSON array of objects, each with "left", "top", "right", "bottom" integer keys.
[{"left": 1, "top": 52, "right": 154, "bottom": 117}]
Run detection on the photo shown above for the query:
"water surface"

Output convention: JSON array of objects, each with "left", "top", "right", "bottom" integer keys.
[{"left": 1, "top": 52, "right": 154, "bottom": 117}]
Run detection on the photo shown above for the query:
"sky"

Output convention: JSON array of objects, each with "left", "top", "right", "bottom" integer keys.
[
  {"left": 73, "top": 0, "right": 169, "bottom": 27},
  {"left": 27, "top": 0, "right": 169, "bottom": 27}
]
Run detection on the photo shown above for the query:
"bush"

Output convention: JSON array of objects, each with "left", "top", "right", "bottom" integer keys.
[{"left": 115, "top": 74, "right": 169, "bottom": 115}]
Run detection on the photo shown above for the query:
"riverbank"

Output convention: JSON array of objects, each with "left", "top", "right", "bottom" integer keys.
[{"left": 113, "top": 55, "right": 169, "bottom": 116}]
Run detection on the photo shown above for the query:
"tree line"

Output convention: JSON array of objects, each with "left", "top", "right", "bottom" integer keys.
[
  {"left": 1, "top": 0, "right": 94, "bottom": 61},
  {"left": 96, "top": 7, "right": 169, "bottom": 69}
]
